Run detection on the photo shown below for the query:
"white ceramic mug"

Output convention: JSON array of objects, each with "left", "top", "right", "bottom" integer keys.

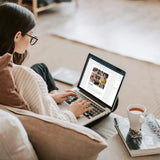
[{"left": 127, "top": 104, "right": 146, "bottom": 132}]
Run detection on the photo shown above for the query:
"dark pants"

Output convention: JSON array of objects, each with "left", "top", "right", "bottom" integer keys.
[{"left": 31, "top": 63, "right": 58, "bottom": 93}]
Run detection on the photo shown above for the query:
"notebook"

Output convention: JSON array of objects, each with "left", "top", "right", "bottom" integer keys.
[
  {"left": 61, "top": 53, "right": 126, "bottom": 126},
  {"left": 114, "top": 114, "right": 160, "bottom": 157}
]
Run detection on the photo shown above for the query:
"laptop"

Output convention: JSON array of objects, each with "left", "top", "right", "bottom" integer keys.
[{"left": 61, "top": 53, "right": 126, "bottom": 126}]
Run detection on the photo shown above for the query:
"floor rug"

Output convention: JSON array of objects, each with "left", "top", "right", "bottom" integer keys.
[
  {"left": 25, "top": 33, "right": 160, "bottom": 119},
  {"left": 37, "top": 0, "right": 160, "bottom": 65}
]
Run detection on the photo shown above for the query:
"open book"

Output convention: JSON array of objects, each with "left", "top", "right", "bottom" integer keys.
[
  {"left": 114, "top": 114, "right": 160, "bottom": 157},
  {"left": 52, "top": 67, "right": 81, "bottom": 86}
]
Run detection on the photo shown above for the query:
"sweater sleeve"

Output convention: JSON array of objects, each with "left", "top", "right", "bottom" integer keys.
[{"left": 12, "top": 65, "right": 77, "bottom": 123}]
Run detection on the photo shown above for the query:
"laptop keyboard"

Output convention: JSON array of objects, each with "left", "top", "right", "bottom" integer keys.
[{"left": 65, "top": 91, "right": 105, "bottom": 119}]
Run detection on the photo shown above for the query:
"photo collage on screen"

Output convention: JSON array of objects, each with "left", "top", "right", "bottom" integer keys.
[{"left": 89, "top": 67, "right": 109, "bottom": 89}]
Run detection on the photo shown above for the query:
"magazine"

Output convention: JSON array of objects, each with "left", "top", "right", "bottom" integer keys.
[
  {"left": 114, "top": 114, "right": 160, "bottom": 157},
  {"left": 52, "top": 67, "right": 81, "bottom": 86}
]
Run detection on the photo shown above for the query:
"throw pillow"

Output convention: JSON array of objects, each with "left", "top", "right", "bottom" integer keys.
[
  {"left": 2, "top": 106, "right": 107, "bottom": 160},
  {"left": 0, "top": 53, "right": 28, "bottom": 110},
  {"left": 0, "top": 109, "right": 38, "bottom": 160}
]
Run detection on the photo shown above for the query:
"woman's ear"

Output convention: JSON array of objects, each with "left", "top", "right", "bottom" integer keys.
[{"left": 14, "top": 31, "right": 22, "bottom": 43}]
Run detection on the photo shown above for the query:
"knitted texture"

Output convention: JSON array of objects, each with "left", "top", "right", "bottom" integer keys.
[{"left": 12, "top": 64, "right": 77, "bottom": 123}]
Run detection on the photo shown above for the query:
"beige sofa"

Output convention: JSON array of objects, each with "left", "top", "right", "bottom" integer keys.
[{"left": 0, "top": 105, "right": 108, "bottom": 160}]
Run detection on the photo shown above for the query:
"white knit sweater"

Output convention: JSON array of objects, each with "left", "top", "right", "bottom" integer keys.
[{"left": 12, "top": 64, "right": 77, "bottom": 123}]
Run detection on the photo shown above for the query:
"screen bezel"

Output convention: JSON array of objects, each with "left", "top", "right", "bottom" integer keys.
[{"left": 77, "top": 53, "right": 126, "bottom": 110}]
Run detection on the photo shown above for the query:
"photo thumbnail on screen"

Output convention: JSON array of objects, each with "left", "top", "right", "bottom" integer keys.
[{"left": 89, "top": 67, "right": 109, "bottom": 89}]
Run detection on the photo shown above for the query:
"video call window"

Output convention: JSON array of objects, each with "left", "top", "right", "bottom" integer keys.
[{"left": 89, "top": 67, "right": 109, "bottom": 89}]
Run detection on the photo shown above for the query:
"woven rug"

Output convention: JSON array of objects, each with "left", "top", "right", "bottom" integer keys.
[
  {"left": 39, "top": 0, "right": 160, "bottom": 65},
  {"left": 24, "top": 33, "right": 160, "bottom": 119}
]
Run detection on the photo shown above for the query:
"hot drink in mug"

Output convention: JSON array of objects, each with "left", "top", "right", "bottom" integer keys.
[{"left": 127, "top": 104, "right": 146, "bottom": 132}]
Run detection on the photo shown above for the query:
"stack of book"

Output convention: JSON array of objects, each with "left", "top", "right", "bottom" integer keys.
[{"left": 114, "top": 114, "right": 160, "bottom": 157}]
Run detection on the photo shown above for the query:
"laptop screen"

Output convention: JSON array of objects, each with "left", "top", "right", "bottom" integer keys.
[{"left": 78, "top": 53, "right": 126, "bottom": 109}]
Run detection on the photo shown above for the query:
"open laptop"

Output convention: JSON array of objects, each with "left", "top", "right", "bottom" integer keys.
[{"left": 61, "top": 53, "right": 126, "bottom": 126}]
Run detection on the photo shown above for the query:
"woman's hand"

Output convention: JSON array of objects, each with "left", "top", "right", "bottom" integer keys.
[
  {"left": 68, "top": 99, "right": 93, "bottom": 118},
  {"left": 50, "top": 90, "right": 77, "bottom": 104}
]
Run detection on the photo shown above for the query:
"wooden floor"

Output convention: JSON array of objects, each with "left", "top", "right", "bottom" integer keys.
[{"left": 36, "top": 0, "right": 160, "bottom": 65}]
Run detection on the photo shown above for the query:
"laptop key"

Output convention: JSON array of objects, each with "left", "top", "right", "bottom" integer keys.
[
  {"left": 83, "top": 112, "right": 91, "bottom": 119},
  {"left": 65, "top": 96, "right": 78, "bottom": 104}
]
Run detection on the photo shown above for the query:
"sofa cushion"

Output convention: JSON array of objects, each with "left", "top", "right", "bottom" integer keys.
[
  {"left": 2, "top": 106, "right": 107, "bottom": 160},
  {"left": 0, "top": 109, "right": 38, "bottom": 160},
  {"left": 0, "top": 53, "right": 28, "bottom": 110}
]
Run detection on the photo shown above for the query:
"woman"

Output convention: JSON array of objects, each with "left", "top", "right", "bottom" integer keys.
[{"left": 0, "top": 2, "right": 93, "bottom": 123}]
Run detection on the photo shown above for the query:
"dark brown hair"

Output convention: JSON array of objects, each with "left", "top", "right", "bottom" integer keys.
[{"left": 0, "top": 2, "right": 36, "bottom": 64}]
